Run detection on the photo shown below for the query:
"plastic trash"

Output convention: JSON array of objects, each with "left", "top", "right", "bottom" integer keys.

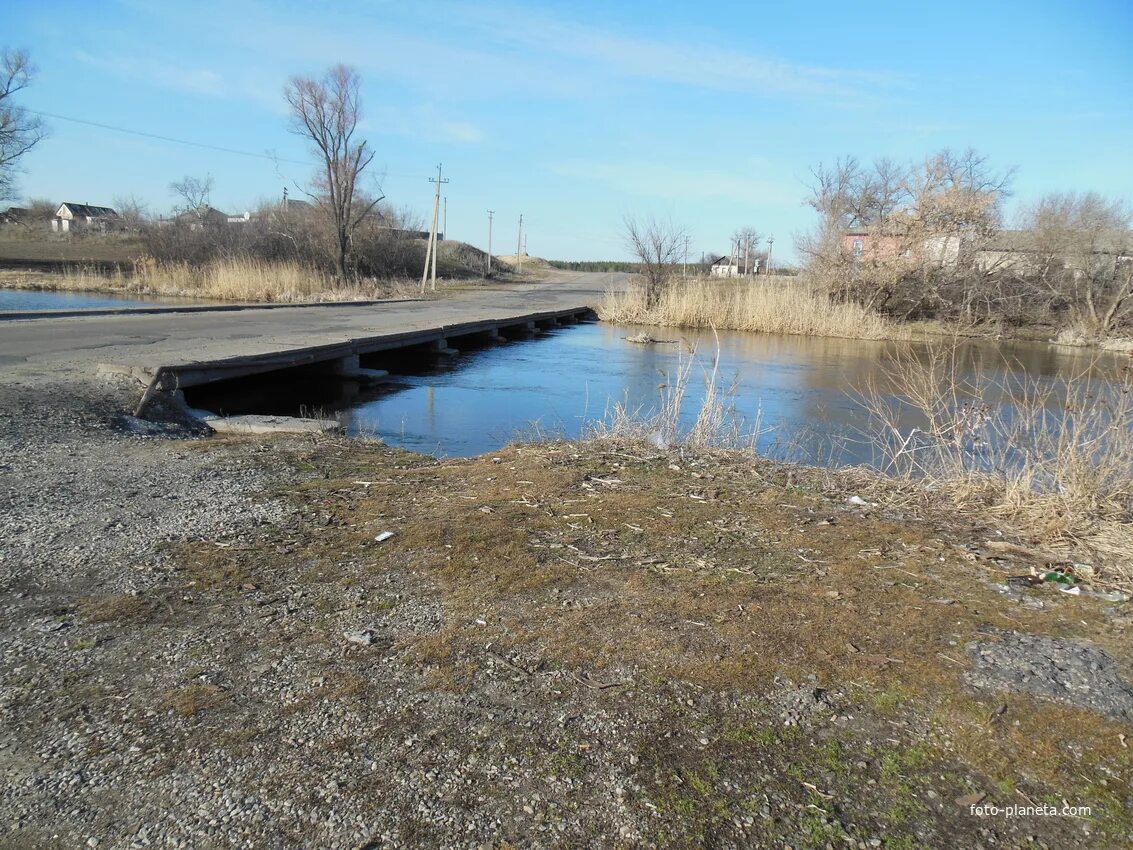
[{"left": 374, "top": 531, "right": 395, "bottom": 542}]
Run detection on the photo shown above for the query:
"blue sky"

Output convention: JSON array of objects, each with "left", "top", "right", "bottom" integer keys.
[{"left": 6, "top": 0, "right": 1132, "bottom": 261}]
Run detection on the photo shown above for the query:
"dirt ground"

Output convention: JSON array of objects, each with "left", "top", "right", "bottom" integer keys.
[{"left": 1, "top": 381, "right": 1130, "bottom": 849}]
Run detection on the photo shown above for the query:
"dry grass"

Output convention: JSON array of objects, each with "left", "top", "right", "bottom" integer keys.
[
  {"left": 600, "top": 276, "right": 906, "bottom": 340},
  {"left": 9, "top": 257, "right": 420, "bottom": 303},
  {"left": 1054, "top": 326, "right": 1133, "bottom": 354},
  {"left": 164, "top": 683, "right": 228, "bottom": 717},
  {"left": 586, "top": 336, "right": 762, "bottom": 451},
  {"left": 858, "top": 342, "right": 1133, "bottom": 586}
]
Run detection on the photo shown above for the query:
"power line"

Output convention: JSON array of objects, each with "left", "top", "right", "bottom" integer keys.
[
  {"left": 26, "top": 108, "right": 312, "bottom": 165},
  {"left": 24, "top": 108, "right": 428, "bottom": 179}
]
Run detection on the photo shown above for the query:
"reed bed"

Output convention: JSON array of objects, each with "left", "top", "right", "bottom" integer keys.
[
  {"left": 600, "top": 276, "right": 906, "bottom": 340},
  {"left": 28, "top": 258, "right": 417, "bottom": 303}
]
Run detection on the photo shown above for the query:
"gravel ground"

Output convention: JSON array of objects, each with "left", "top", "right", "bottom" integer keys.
[
  {"left": 967, "top": 632, "right": 1133, "bottom": 721},
  {"left": 1, "top": 378, "right": 1129, "bottom": 849}
]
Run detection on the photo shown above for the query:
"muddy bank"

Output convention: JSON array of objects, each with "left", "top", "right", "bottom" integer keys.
[{"left": 0, "top": 380, "right": 1130, "bottom": 849}]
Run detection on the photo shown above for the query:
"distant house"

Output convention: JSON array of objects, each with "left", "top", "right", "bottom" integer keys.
[
  {"left": 840, "top": 229, "right": 905, "bottom": 261},
  {"left": 174, "top": 206, "right": 232, "bottom": 229},
  {"left": 1, "top": 207, "right": 29, "bottom": 225},
  {"left": 52, "top": 202, "right": 120, "bottom": 233},
  {"left": 708, "top": 255, "right": 740, "bottom": 277},
  {"left": 975, "top": 230, "right": 1133, "bottom": 274}
]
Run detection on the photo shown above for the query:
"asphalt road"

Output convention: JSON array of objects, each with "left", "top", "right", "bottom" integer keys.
[{"left": 0, "top": 272, "right": 625, "bottom": 384}]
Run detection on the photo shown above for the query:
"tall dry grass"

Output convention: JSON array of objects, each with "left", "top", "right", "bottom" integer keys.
[
  {"left": 858, "top": 342, "right": 1133, "bottom": 586},
  {"left": 600, "top": 276, "right": 906, "bottom": 340},
  {"left": 585, "top": 337, "right": 764, "bottom": 451},
  {"left": 42, "top": 258, "right": 418, "bottom": 302}
]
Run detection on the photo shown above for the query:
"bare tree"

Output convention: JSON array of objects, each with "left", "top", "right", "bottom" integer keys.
[
  {"left": 802, "top": 148, "right": 1014, "bottom": 318},
  {"left": 624, "top": 216, "right": 687, "bottom": 307},
  {"left": 113, "top": 195, "right": 150, "bottom": 230},
  {"left": 1021, "top": 192, "right": 1133, "bottom": 335},
  {"left": 169, "top": 175, "right": 213, "bottom": 215},
  {"left": 285, "top": 64, "right": 381, "bottom": 281},
  {"left": 0, "top": 49, "right": 47, "bottom": 201}
]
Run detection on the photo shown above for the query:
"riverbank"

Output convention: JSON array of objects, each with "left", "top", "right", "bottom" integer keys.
[
  {"left": 1, "top": 378, "right": 1130, "bottom": 849},
  {"left": 600, "top": 277, "right": 1133, "bottom": 353}
]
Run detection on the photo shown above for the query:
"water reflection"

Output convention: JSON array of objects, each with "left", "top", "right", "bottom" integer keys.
[
  {"left": 0, "top": 287, "right": 214, "bottom": 311},
  {"left": 188, "top": 321, "right": 1126, "bottom": 466}
]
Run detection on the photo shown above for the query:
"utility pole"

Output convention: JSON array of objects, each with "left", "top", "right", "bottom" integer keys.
[
  {"left": 766, "top": 235, "right": 774, "bottom": 276},
  {"left": 443, "top": 196, "right": 447, "bottom": 241},
  {"left": 486, "top": 210, "right": 494, "bottom": 276},
  {"left": 683, "top": 235, "right": 689, "bottom": 279},
  {"left": 744, "top": 240, "right": 750, "bottom": 277},
  {"left": 517, "top": 214, "right": 523, "bottom": 273},
  {"left": 421, "top": 164, "right": 449, "bottom": 292}
]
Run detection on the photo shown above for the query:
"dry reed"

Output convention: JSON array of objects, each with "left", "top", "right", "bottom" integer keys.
[
  {"left": 857, "top": 342, "right": 1133, "bottom": 586},
  {"left": 39, "top": 257, "right": 418, "bottom": 302},
  {"left": 585, "top": 337, "right": 763, "bottom": 451},
  {"left": 600, "top": 276, "right": 906, "bottom": 340}
]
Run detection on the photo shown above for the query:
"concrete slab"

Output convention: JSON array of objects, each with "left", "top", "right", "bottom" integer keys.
[{"left": 188, "top": 409, "right": 343, "bottom": 435}]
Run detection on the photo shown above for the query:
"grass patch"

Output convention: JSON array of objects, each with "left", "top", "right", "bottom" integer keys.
[
  {"left": 80, "top": 593, "right": 163, "bottom": 624},
  {"left": 164, "top": 684, "right": 228, "bottom": 717}
]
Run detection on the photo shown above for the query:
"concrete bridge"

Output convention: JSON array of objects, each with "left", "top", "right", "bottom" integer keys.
[{"left": 0, "top": 273, "right": 623, "bottom": 397}]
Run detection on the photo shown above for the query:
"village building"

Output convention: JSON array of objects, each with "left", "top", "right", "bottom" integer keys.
[{"left": 51, "top": 202, "right": 120, "bottom": 233}]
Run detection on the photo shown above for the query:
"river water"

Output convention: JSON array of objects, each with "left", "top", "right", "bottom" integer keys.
[
  {"left": 187, "top": 322, "right": 1126, "bottom": 466},
  {"left": 0, "top": 288, "right": 206, "bottom": 312}
]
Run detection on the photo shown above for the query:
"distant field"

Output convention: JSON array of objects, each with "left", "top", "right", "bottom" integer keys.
[{"left": 0, "top": 237, "right": 144, "bottom": 267}]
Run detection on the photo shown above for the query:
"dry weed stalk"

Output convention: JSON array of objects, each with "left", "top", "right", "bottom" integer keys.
[
  {"left": 586, "top": 334, "right": 763, "bottom": 452},
  {"left": 857, "top": 341, "right": 1133, "bottom": 584}
]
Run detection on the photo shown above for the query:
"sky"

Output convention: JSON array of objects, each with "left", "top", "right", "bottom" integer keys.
[{"left": 5, "top": 0, "right": 1132, "bottom": 262}]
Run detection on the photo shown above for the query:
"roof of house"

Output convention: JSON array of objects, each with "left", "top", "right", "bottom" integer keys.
[
  {"left": 982, "top": 229, "right": 1133, "bottom": 254},
  {"left": 175, "top": 206, "right": 231, "bottom": 222},
  {"left": 57, "top": 202, "right": 118, "bottom": 218},
  {"left": 709, "top": 255, "right": 733, "bottom": 265}
]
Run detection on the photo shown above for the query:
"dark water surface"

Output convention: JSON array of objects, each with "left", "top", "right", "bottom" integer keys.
[
  {"left": 0, "top": 288, "right": 205, "bottom": 311},
  {"left": 187, "top": 322, "right": 1125, "bottom": 465}
]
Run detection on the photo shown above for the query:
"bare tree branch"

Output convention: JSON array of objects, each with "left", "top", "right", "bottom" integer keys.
[
  {"left": 0, "top": 48, "right": 47, "bottom": 201},
  {"left": 285, "top": 65, "right": 379, "bottom": 282}
]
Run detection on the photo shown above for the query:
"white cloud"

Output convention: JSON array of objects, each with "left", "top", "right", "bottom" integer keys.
[
  {"left": 440, "top": 3, "right": 905, "bottom": 101},
  {"left": 74, "top": 51, "right": 227, "bottom": 97}
]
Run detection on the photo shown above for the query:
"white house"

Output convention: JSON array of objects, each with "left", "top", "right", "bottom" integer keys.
[
  {"left": 52, "top": 202, "right": 120, "bottom": 233},
  {"left": 709, "top": 254, "right": 763, "bottom": 277}
]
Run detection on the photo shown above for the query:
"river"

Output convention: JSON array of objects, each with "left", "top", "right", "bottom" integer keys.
[
  {"left": 185, "top": 321, "right": 1126, "bottom": 467},
  {"left": 0, "top": 288, "right": 211, "bottom": 312}
]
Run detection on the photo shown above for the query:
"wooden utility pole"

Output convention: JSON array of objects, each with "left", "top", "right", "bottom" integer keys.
[
  {"left": 744, "top": 240, "right": 750, "bottom": 277},
  {"left": 486, "top": 210, "right": 494, "bottom": 275},
  {"left": 517, "top": 214, "right": 523, "bottom": 273},
  {"left": 766, "top": 235, "right": 774, "bottom": 276},
  {"left": 421, "top": 164, "right": 449, "bottom": 292},
  {"left": 443, "top": 196, "right": 447, "bottom": 241}
]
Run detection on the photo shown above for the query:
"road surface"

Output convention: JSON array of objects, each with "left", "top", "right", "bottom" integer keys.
[{"left": 0, "top": 272, "right": 625, "bottom": 385}]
